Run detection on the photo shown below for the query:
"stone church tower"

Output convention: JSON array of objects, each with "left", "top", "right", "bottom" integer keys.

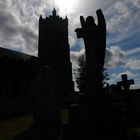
[{"left": 38, "top": 9, "right": 73, "bottom": 96}]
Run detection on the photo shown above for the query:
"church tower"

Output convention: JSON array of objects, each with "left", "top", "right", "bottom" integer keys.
[{"left": 38, "top": 9, "right": 74, "bottom": 96}]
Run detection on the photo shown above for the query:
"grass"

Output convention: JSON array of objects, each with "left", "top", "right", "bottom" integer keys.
[
  {"left": 0, "top": 110, "right": 68, "bottom": 140},
  {"left": 127, "top": 127, "right": 140, "bottom": 136},
  {"left": 0, "top": 115, "right": 33, "bottom": 140},
  {"left": 1, "top": 113, "right": 140, "bottom": 140}
]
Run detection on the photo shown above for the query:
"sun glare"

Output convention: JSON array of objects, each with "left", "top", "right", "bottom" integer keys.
[{"left": 55, "top": 0, "right": 78, "bottom": 15}]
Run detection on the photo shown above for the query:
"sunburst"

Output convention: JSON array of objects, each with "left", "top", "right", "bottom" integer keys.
[{"left": 55, "top": 0, "right": 78, "bottom": 15}]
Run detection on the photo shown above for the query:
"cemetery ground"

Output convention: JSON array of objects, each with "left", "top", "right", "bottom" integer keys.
[
  {"left": 0, "top": 115, "right": 32, "bottom": 140},
  {"left": 0, "top": 108, "right": 69, "bottom": 140},
  {"left": 1, "top": 111, "right": 140, "bottom": 140},
  {"left": 1, "top": 90, "right": 140, "bottom": 139}
]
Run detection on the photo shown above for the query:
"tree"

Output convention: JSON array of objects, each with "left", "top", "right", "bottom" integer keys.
[
  {"left": 102, "top": 67, "right": 110, "bottom": 88},
  {"left": 75, "top": 54, "right": 109, "bottom": 92},
  {"left": 75, "top": 54, "right": 88, "bottom": 92}
]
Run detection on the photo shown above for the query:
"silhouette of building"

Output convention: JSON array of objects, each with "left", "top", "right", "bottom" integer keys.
[
  {"left": 38, "top": 9, "right": 74, "bottom": 96},
  {"left": 0, "top": 9, "right": 73, "bottom": 100},
  {"left": 0, "top": 47, "right": 38, "bottom": 102}
]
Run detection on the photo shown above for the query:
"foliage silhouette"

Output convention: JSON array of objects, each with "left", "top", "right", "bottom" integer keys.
[
  {"left": 75, "top": 54, "right": 88, "bottom": 92},
  {"left": 75, "top": 54, "right": 109, "bottom": 92}
]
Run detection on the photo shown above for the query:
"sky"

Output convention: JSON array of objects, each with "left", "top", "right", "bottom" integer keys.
[{"left": 0, "top": 0, "right": 140, "bottom": 89}]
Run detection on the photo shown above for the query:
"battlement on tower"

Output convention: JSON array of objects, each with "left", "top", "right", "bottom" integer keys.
[{"left": 39, "top": 9, "right": 68, "bottom": 31}]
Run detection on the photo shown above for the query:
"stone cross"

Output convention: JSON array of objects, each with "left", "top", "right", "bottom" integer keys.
[
  {"left": 75, "top": 9, "right": 106, "bottom": 89},
  {"left": 117, "top": 74, "right": 134, "bottom": 91}
]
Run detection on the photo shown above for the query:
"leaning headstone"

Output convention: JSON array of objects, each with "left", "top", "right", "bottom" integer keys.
[{"left": 32, "top": 65, "right": 61, "bottom": 139}]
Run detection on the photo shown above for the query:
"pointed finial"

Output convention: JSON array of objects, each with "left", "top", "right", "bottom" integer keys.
[
  {"left": 52, "top": 8, "right": 56, "bottom": 16},
  {"left": 65, "top": 16, "right": 68, "bottom": 25},
  {"left": 39, "top": 15, "right": 43, "bottom": 20}
]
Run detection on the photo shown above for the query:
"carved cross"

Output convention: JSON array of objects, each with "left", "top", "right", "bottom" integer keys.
[{"left": 117, "top": 74, "right": 134, "bottom": 91}]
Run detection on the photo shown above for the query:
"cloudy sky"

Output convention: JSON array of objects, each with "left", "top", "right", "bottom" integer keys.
[{"left": 0, "top": 0, "right": 140, "bottom": 89}]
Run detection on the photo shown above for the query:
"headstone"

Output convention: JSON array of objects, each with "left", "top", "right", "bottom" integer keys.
[
  {"left": 31, "top": 65, "right": 61, "bottom": 139},
  {"left": 116, "top": 74, "right": 134, "bottom": 139},
  {"left": 117, "top": 74, "right": 134, "bottom": 91},
  {"left": 75, "top": 7, "right": 107, "bottom": 127}
]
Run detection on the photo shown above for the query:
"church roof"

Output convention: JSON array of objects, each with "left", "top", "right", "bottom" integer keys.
[{"left": 0, "top": 47, "right": 32, "bottom": 61}]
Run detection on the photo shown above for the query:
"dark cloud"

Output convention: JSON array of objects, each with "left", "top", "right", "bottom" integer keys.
[
  {"left": 104, "top": 49, "right": 113, "bottom": 66},
  {"left": 105, "top": 46, "right": 126, "bottom": 68},
  {"left": 70, "top": 49, "right": 85, "bottom": 69},
  {"left": 0, "top": 0, "right": 50, "bottom": 55},
  {"left": 111, "top": 70, "right": 137, "bottom": 80},
  {"left": 105, "top": 46, "right": 140, "bottom": 71},
  {"left": 0, "top": 0, "right": 140, "bottom": 70}
]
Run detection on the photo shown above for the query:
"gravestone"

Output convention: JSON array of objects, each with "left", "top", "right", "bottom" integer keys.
[
  {"left": 75, "top": 9, "right": 107, "bottom": 119},
  {"left": 117, "top": 74, "right": 134, "bottom": 124},
  {"left": 115, "top": 74, "right": 135, "bottom": 139},
  {"left": 117, "top": 74, "right": 134, "bottom": 91},
  {"left": 32, "top": 65, "right": 61, "bottom": 139},
  {"left": 74, "top": 10, "right": 114, "bottom": 140}
]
